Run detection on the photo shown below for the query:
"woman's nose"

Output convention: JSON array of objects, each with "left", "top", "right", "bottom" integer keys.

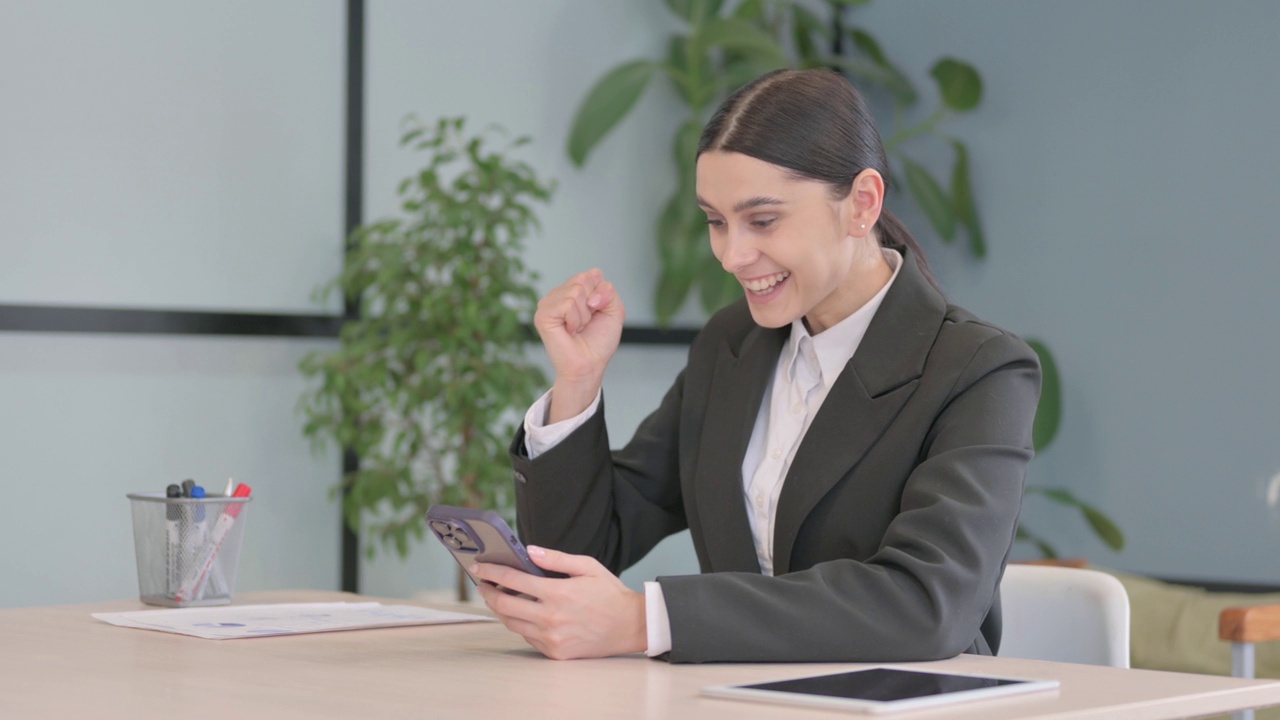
[{"left": 718, "top": 231, "right": 759, "bottom": 274}]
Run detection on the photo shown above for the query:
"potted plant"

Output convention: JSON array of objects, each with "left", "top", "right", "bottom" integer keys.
[{"left": 299, "top": 116, "right": 554, "bottom": 600}]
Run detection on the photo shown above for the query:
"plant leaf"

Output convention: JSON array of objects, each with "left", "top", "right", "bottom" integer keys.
[
  {"left": 1026, "top": 485, "right": 1123, "bottom": 551},
  {"left": 732, "top": 0, "right": 764, "bottom": 21},
  {"left": 1026, "top": 485, "right": 1077, "bottom": 506},
  {"left": 663, "top": 0, "right": 725, "bottom": 25},
  {"left": 1026, "top": 339, "right": 1061, "bottom": 450},
  {"left": 654, "top": 265, "right": 695, "bottom": 324},
  {"left": 930, "top": 57, "right": 982, "bottom": 112},
  {"left": 791, "top": 3, "right": 832, "bottom": 67},
  {"left": 657, "top": 194, "right": 693, "bottom": 266},
  {"left": 949, "top": 140, "right": 986, "bottom": 258},
  {"left": 567, "top": 60, "right": 657, "bottom": 167},
  {"left": 664, "top": 35, "right": 695, "bottom": 104},
  {"left": 1082, "top": 506, "right": 1126, "bottom": 551},
  {"left": 900, "top": 156, "right": 956, "bottom": 241},
  {"left": 848, "top": 28, "right": 917, "bottom": 106},
  {"left": 674, "top": 120, "right": 701, "bottom": 185},
  {"left": 1015, "top": 524, "right": 1058, "bottom": 559},
  {"left": 698, "top": 17, "right": 787, "bottom": 67}
]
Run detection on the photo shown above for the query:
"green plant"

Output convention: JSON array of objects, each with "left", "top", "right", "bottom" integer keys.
[
  {"left": 567, "top": 0, "right": 1120, "bottom": 558},
  {"left": 299, "top": 117, "right": 553, "bottom": 598},
  {"left": 1020, "top": 341, "right": 1125, "bottom": 558}
]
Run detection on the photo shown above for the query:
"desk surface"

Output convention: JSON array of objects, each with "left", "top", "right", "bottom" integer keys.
[{"left": 3, "top": 590, "right": 1280, "bottom": 720}]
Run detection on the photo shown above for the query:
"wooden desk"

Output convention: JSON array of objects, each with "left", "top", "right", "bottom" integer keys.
[{"left": 3, "top": 590, "right": 1280, "bottom": 719}]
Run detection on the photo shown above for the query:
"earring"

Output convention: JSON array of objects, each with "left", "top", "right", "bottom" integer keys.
[{"left": 860, "top": 224, "right": 866, "bottom": 229}]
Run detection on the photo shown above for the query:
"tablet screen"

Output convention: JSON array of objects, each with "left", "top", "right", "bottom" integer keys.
[
  {"left": 703, "top": 667, "right": 1058, "bottom": 714},
  {"left": 746, "top": 668, "right": 1022, "bottom": 700}
]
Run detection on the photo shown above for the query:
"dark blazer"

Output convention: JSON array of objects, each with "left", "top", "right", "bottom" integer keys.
[{"left": 511, "top": 247, "right": 1041, "bottom": 663}]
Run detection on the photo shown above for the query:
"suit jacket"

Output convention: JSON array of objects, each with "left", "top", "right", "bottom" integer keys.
[{"left": 510, "top": 247, "right": 1042, "bottom": 663}]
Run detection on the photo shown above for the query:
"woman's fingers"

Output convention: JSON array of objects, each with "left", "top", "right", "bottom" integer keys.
[
  {"left": 533, "top": 270, "right": 625, "bottom": 390},
  {"left": 473, "top": 552, "right": 648, "bottom": 660},
  {"left": 471, "top": 562, "right": 557, "bottom": 606},
  {"left": 525, "top": 545, "right": 606, "bottom": 577}
]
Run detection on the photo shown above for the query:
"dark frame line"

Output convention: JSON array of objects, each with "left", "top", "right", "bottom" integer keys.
[
  {"left": 340, "top": 0, "right": 366, "bottom": 596},
  {"left": 0, "top": 304, "right": 701, "bottom": 345},
  {"left": 0, "top": 304, "right": 345, "bottom": 337}
]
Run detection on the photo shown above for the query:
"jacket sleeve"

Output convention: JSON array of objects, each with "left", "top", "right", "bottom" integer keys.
[
  {"left": 656, "top": 331, "right": 1041, "bottom": 663},
  {"left": 510, "top": 371, "right": 689, "bottom": 575}
]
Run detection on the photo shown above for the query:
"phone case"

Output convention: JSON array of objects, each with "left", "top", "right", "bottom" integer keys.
[{"left": 426, "top": 506, "right": 545, "bottom": 596}]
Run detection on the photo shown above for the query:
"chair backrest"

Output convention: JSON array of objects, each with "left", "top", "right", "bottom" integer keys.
[{"left": 999, "top": 564, "right": 1131, "bottom": 668}]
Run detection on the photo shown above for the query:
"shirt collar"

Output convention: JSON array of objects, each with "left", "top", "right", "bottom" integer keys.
[{"left": 783, "top": 248, "right": 904, "bottom": 386}]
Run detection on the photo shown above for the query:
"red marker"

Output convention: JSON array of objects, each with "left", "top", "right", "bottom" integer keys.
[{"left": 175, "top": 483, "right": 252, "bottom": 604}]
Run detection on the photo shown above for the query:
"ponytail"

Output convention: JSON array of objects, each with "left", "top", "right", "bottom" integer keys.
[{"left": 876, "top": 208, "right": 942, "bottom": 295}]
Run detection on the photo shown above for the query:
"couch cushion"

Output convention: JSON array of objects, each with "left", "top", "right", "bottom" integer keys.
[{"left": 1101, "top": 567, "right": 1280, "bottom": 678}]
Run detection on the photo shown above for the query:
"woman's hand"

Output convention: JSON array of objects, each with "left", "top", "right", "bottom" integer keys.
[
  {"left": 533, "top": 269, "right": 624, "bottom": 422},
  {"left": 472, "top": 546, "right": 647, "bottom": 660}
]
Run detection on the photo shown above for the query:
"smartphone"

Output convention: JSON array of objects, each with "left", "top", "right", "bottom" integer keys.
[{"left": 426, "top": 505, "right": 545, "bottom": 598}]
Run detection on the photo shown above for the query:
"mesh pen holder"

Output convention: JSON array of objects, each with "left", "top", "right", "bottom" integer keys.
[{"left": 127, "top": 492, "right": 252, "bottom": 607}]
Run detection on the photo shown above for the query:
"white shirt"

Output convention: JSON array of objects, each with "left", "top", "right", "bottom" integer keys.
[{"left": 522, "top": 248, "right": 903, "bottom": 656}]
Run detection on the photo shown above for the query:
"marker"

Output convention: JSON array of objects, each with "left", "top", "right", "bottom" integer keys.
[
  {"left": 223, "top": 477, "right": 235, "bottom": 498},
  {"left": 176, "top": 483, "right": 252, "bottom": 603},
  {"left": 165, "top": 484, "right": 182, "bottom": 598},
  {"left": 177, "top": 479, "right": 198, "bottom": 598},
  {"left": 188, "top": 486, "right": 225, "bottom": 599}
]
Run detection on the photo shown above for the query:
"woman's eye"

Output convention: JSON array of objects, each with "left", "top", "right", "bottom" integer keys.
[
  {"left": 704, "top": 218, "right": 725, "bottom": 229},
  {"left": 751, "top": 218, "right": 776, "bottom": 229}
]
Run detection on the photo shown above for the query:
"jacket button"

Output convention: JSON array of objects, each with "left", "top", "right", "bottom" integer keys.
[{"left": 514, "top": 471, "right": 528, "bottom": 484}]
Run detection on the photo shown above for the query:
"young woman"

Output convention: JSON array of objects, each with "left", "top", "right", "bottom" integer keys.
[{"left": 469, "top": 68, "right": 1042, "bottom": 663}]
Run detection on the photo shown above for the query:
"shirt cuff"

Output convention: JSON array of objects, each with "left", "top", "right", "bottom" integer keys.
[
  {"left": 643, "top": 581, "right": 673, "bottom": 657},
  {"left": 522, "top": 388, "right": 603, "bottom": 459}
]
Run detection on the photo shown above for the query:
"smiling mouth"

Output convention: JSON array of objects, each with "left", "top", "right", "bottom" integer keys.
[{"left": 742, "top": 271, "right": 790, "bottom": 295}]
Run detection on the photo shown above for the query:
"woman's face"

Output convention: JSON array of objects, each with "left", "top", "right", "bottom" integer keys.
[{"left": 696, "top": 151, "right": 881, "bottom": 333}]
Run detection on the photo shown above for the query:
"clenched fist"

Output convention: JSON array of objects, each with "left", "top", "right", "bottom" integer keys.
[{"left": 534, "top": 269, "right": 625, "bottom": 423}]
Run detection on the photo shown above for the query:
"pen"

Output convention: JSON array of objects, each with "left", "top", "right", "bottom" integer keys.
[
  {"left": 176, "top": 483, "right": 252, "bottom": 603},
  {"left": 223, "top": 477, "right": 235, "bottom": 498},
  {"left": 165, "top": 484, "right": 182, "bottom": 598}
]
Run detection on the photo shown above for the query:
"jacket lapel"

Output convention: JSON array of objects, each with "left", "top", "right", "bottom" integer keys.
[
  {"left": 694, "top": 322, "right": 787, "bottom": 573},
  {"left": 772, "top": 249, "right": 948, "bottom": 574}
]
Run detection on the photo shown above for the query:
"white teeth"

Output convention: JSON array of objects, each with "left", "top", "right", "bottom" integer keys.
[{"left": 742, "top": 271, "right": 790, "bottom": 294}]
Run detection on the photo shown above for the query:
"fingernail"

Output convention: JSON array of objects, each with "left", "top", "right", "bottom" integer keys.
[
  {"left": 469, "top": 564, "right": 479, "bottom": 574},
  {"left": 588, "top": 293, "right": 601, "bottom": 308},
  {"left": 527, "top": 545, "right": 546, "bottom": 558}
]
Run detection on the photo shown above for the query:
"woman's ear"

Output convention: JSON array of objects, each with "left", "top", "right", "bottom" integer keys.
[{"left": 846, "top": 169, "right": 885, "bottom": 237}]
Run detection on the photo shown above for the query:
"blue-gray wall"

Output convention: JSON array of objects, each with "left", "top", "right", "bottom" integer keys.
[
  {"left": 852, "top": 0, "right": 1280, "bottom": 581},
  {"left": 3, "top": 1, "right": 1279, "bottom": 608}
]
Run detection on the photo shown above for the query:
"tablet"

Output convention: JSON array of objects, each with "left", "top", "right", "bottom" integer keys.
[{"left": 701, "top": 667, "right": 1059, "bottom": 714}]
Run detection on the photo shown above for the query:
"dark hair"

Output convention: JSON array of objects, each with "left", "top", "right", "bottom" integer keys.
[{"left": 697, "top": 68, "right": 941, "bottom": 293}]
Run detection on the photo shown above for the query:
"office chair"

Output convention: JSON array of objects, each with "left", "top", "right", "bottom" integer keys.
[{"left": 998, "top": 563, "right": 1131, "bottom": 668}]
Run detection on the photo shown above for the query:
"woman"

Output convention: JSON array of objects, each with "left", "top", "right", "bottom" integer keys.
[{"left": 470, "top": 68, "right": 1042, "bottom": 663}]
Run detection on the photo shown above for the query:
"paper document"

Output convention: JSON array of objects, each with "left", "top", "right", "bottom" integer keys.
[{"left": 92, "top": 602, "right": 493, "bottom": 639}]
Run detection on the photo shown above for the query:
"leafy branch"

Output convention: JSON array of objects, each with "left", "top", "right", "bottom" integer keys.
[{"left": 299, "top": 117, "right": 552, "bottom": 573}]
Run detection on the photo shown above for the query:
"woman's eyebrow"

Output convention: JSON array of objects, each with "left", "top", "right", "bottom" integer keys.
[{"left": 696, "top": 195, "right": 786, "bottom": 212}]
